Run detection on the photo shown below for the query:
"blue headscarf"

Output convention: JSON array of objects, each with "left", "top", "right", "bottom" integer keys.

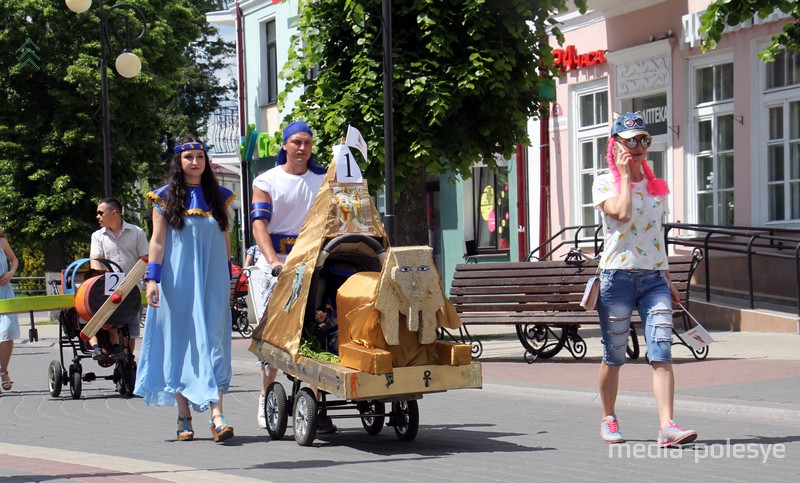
[{"left": 276, "top": 121, "right": 326, "bottom": 175}]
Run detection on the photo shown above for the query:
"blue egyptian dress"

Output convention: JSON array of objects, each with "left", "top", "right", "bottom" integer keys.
[
  {"left": 0, "top": 247, "right": 19, "bottom": 341},
  {"left": 134, "top": 184, "right": 235, "bottom": 412}
]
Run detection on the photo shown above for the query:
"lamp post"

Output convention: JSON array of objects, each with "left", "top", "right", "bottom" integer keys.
[
  {"left": 381, "top": 0, "right": 396, "bottom": 245},
  {"left": 66, "top": 0, "right": 147, "bottom": 197}
]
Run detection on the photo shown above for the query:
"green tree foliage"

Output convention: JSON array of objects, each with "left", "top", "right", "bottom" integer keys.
[
  {"left": 700, "top": 0, "right": 800, "bottom": 60},
  {"left": 282, "top": 0, "right": 586, "bottom": 245},
  {"left": 0, "top": 0, "right": 233, "bottom": 272}
]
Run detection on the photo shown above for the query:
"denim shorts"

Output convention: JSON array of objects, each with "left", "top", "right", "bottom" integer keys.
[{"left": 596, "top": 269, "right": 674, "bottom": 366}]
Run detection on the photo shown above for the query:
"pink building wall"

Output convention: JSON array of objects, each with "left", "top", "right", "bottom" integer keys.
[{"left": 542, "top": 1, "right": 793, "bottom": 252}]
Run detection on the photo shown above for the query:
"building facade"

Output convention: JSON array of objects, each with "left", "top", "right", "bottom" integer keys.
[
  {"left": 529, "top": 1, "right": 800, "bottom": 325},
  {"left": 210, "top": 1, "right": 800, "bottom": 312},
  {"left": 537, "top": 1, "right": 796, "bottom": 248}
]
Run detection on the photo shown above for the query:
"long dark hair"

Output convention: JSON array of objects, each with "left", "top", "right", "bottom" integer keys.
[{"left": 164, "top": 135, "right": 229, "bottom": 231}]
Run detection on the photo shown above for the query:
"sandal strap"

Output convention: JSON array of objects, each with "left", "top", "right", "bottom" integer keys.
[
  {"left": 210, "top": 414, "right": 228, "bottom": 431},
  {"left": 177, "top": 416, "right": 193, "bottom": 433}
]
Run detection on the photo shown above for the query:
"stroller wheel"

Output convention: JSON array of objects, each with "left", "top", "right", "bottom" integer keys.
[
  {"left": 69, "top": 369, "right": 82, "bottom": 399},
  {"left": 48, "top": 360, "right": 63, "bottom": 398},
  {"left": 239, "top": 318, "right": 253, "bottom": 337},
  {"left": 120, "top": 359, "right": 137, "bottom": 397}
]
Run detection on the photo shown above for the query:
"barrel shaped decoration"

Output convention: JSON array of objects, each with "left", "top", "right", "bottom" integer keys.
[{"left": 74, "top": 275, "right": 141, "bottom": 327}]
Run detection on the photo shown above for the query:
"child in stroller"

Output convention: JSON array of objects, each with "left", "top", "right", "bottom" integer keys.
[{"left": 306, "top": 248, "right": 379, "bottom": 357}]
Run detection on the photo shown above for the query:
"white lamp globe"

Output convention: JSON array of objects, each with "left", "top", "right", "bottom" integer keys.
[
  {"left": 115, "top": 51, "right": 142, "bottom": 78},
  {"left": 66, "top": 0, "right": 92, "bottom": 14}
]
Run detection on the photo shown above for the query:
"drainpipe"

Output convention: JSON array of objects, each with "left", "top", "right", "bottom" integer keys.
[
  {"left": 515, "top": 144, "right": 528, "bottom": 260},
  {"left": 235, "top": 1, "right": 251, "bottom": 249},
  {"left": 538, "top": 108, "right": 550, "bottom": 260}
]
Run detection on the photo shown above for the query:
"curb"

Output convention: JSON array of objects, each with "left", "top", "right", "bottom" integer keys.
[{"left": 483, "top": 383, "right": 800, "bottom": 423}]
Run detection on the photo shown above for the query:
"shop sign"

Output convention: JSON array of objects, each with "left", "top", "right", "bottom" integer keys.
[
  {"left": 632, "top": 94, "right": 668, "bottom": 136},
  {"left": 553, "top": 45, "right": 607, "bottom": 72}
]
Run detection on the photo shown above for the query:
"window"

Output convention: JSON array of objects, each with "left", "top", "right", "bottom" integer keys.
[
  {"left": 696, "top": 115, "right": 735, "bottom": 224},
  {"left": 575, "top": 87, "right": 609, "bottom": 232},
  {"left": 761, "top": 46, "right": 800, "bottom": 225},
  {"left": 264, "top": 20, "right": 277, "bottom": 105},
  {"left": 690, "top": 58, "right": 734, "bottom": 225},
  {"left": 472, "top": 165, "right": 509, "bottom": 252},
  {"left": 766, "top": 50, "right": 800, "bottom": 89},
  {"left": 766, "top": 102, "right": 800, "bottom": 221},
  {"left": 696, "top": 63, "right": 733, "bottom": 104}
]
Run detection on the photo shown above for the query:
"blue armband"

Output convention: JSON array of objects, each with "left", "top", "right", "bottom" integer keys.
[
  {"left": 250, "top": 202, "right": 272, "bottom": 222},
  {"left": 145, "top": 262, "right": 162, "bottom": 283}
]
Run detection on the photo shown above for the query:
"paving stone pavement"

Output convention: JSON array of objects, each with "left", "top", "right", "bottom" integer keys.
[{"left": 1, "top": 323, "right": 799, "bottom": 482}]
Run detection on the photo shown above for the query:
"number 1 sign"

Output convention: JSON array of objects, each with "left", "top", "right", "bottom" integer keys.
[{"left": 333, "top": 144, "right": 363, "bottom": 184}]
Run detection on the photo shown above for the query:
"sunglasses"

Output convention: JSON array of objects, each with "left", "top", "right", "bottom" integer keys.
[
  {"left": 624, "top": 117, "right": 645, "bottom": 128},
  {"left": 97, "top": 210, "right": 114, "bottom": 216},
  {"left": 619, "top": 136, "right": 652, "bottom": 149}
]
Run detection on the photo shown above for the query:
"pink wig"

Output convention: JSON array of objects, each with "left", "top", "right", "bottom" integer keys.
[{"left": 605, "top": 137, "right": 670, "bottom": 197}]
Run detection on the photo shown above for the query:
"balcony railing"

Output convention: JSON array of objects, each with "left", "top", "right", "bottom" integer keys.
[{"left": 206, "top": 106, "right": 239, "bottom": 155}]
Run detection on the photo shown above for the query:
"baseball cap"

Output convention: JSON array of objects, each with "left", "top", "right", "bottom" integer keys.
[{"left": 610, "top": 112, "right": 649, "bottom": 139}]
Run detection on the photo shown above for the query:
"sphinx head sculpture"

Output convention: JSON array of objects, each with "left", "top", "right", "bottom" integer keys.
[{"left": 374, "top": 246, "right": 442, "bottom": 345}]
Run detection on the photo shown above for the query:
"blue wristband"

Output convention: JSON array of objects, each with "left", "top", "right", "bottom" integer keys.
[{"left": 145, "top": 262, "right": 162, "bottom": 283}]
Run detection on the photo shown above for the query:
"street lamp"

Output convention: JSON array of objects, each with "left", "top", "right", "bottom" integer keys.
[{"left": 66, "top": 0, "right": 147, "bottom": 197}]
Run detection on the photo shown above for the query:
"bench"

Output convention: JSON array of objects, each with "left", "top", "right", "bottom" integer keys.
[{"left": 447, "top": 249, "right": 705, "bottom": 363}]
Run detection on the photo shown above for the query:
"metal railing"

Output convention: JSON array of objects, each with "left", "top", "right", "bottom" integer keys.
[
  {"left": 11, "top": 276, "right": 49, "bottom": 297},
  {"left": 525, "top": 224, "right": 603, "bottom": 261},
  {"left": 206, "top": 106, "right": 239, "bottom": 155},
  {"left": 210, "top": 1, "right": 234, "bottom": 11},
  {"left": 664, "top": 223, "right": 800, "bottom": 315},
  {"left": 526, "top": 223, "right": 800, "bottom": 316}
]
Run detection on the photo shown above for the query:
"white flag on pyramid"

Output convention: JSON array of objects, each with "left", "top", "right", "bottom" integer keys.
[{"left": 345, "top": 125, "right": 369, "bottom": 163}]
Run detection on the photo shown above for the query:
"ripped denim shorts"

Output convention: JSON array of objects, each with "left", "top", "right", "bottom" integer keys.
[{"left": 597, "top": 269, "right": 674, "bottom": 366}]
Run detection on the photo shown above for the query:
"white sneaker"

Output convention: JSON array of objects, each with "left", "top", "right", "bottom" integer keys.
[{"left": 257, "top": 393, "right": 267, "bottom": 429}]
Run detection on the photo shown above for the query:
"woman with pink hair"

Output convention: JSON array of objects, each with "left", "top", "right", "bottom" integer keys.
[{"left": 592, "top": 112, "right": 697, "bottom": 448}]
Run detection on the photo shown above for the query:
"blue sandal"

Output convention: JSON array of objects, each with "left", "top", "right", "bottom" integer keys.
[
  {"left": 209, "top": 414, "right": 234, "bottom": 443},
  {"left": 176, "top": 416, "right": 194, "bottom": 441}
]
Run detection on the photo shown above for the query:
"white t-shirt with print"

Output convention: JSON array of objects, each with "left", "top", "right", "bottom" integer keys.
[{"left": 592, "top": 173, "right": 669, "bottom": 271}]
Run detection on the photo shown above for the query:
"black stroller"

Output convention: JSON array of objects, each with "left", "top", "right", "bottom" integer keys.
[
  {"left": 47, "top": 258, "right": 140, "bottom": 399},
  {"left": 230, "top": 266, "right": 254, "bottom": 337}
]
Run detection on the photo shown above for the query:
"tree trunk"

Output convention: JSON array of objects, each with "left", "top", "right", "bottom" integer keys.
[
  {"left": 44, "top": 241, "right": 66, "bottom": 296},
  {"left": 393, "top": 165, "right": 430, "bottom": 247}
]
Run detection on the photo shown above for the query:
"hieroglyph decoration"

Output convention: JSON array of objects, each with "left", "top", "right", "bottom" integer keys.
[{"left": 330, "top": 184, "right": 371, "bottom": 233}]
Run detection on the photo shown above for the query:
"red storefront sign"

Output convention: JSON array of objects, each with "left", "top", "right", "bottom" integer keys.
[{"left": 553, "top": 45, "right": 607, "bottom": 72}]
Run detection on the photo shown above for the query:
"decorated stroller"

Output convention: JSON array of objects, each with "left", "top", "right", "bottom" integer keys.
[
  {"left": 47, "top": 258, "right": 141, "bottom": 399},
  {"left": 251, "top": 150, "right": 481, "bottom": 446}
]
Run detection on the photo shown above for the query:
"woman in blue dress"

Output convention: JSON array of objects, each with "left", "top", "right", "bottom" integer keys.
[
  {"left": 134, "top": 136, "right": 236, "bottom": 443},
  {"left": 0, "top": 226, "right": 19, "bottom": 393}
]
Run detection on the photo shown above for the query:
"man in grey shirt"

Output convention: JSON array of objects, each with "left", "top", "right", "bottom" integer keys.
[{"left": 90, "top": 198, "right": 149, "bottom": 355}]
